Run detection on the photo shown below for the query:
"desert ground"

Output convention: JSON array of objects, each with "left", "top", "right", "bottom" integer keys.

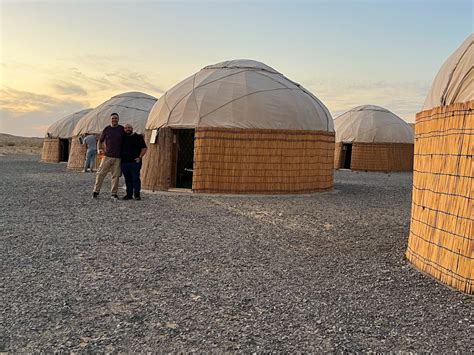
[
  {"left": 0, "top": 133, "right": 43, "bottom": 156},
  {"left": 1, "top": 154, "right": 471, "bottom": 352}
]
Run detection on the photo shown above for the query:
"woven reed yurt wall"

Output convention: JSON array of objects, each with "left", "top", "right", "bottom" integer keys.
[
  {"left": 406, "top": 101, "right": 473, "bottom": 294},
  {"left": 334, "top": 142, "right": 343, "bottom": 169},
  {"left": 67, "top": 136, "right": 100, "bottom": 171},
  {"left": 41, "top": 138, "right": 61, "bottom": 163},
  {"left": 141, "top": 128, "right": 174, "bottom": 191},
  {"left": 193, "top": 128, "right": 335, "bottom": 194},
  {"left": 349, "top": 143, "right": 414, "bottom": 171}
]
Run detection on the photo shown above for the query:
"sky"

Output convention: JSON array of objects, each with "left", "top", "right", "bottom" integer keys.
[{"left": 0, "top": 0, "right": 472, "bottom": 136}]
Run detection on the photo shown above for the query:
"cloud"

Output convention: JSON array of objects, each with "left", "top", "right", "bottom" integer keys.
[
  {"left": 1, "top": 57, "right": 167, "bottom": 136},
  {"left": 53, "top": 81, "right": 88, "bottom": 96},
  {"left": 0, "top": 87, "right": 87, "bottom": 114},
  {"left": 104, "top": 70, "right": 165, "bottom": 94},
  {"left": 58, "top": 55, "right": 166, "bottom": 96}
]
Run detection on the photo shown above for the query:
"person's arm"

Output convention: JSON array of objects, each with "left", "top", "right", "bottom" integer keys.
[
  {"left": 138, "top": 148, "right": 147, "bottom": 158},
  {"left": 135, "top": 135, "right": 147, "bottom": 162},
  {"left": 97, "top": 130, "right": 105, "bottom": 154}
]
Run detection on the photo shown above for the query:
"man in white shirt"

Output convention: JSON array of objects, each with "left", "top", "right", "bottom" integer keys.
[{"left": 82, "top": 133, "right": 97, "bottom": 172}]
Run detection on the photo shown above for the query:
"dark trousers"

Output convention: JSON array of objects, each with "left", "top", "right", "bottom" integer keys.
[{"left": 121, "top": 161, "right": 142, "bottom": 197}]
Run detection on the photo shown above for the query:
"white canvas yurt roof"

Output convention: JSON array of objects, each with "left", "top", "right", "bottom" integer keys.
[
  {"left": 423, "top": 34, "right": 473, "bottom": 110},
  {"left": 73, "top": 92, "right": 157, "bottom": 136},
  {"left": 334, "top": 105, "right": 414, "bottom": 143},
  {"left": 45, "top": 108, "right": 92, "bottom": 138},
  {"left": 146, "top": 59, "right": 333, "bottom": 132}
]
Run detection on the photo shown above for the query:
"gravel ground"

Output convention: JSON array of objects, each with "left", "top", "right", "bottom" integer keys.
[{"left": 1, "top": 155, "right": 472, "bottom": 352}]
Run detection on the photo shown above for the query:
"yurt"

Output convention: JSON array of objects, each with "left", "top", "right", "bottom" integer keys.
[
  {"left": 141, "top": 59, "right": 335, "bottom": 194},
  {"left": 67, "top": 92, "right": 157, "bottom": 170},
  {"left": 333, "top": 105, "right": 414, "bottom": 171},
  {"left": 41, "top": 108, "right": 92, "bottom": 163},
  {"left": 406, "top": 34, "right": 473, "bottom": 294}
]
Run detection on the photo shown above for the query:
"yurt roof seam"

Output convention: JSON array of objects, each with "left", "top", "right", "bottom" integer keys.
[
  {"left": 298, "top": 87, "right": 332, "bottom": 131},
  {"left": 448, "top": 66, "right": 473, "bottom": 105},
  {"left": 334, "top": 106, "right": 390, "bottom": 120},
  {"left": 163, "top": 91, "right": 172, "bottom": 126},
  {"left": 345, "top": 122, "right": 409, "bottom": 143},
  {"left": 96, "top": 104, "right": 153, "bottom": 120},
  {"left": 164, "top": 68, "right": 285, "bottom": 127},
  {"left": 203, "top": 64, "right": 279, "bottom": 74},
  {"left": 440, "top": 40, "right": 473, "bottom": 106},
  {"left": 195, "top": 69, "right": 249, "bottom": 90},
  {"left": 109, "top": 104, "right": 154, "bottom": 113},
  {"left": 254, "top": 71, "right": 290, "bottom": 89},
  {"left": 149, "top": 59, "right": 333, "bottom": 132},
  {"left": 197, "top": 87, "right": 309, "bottom": 123},
  {"left": 192, "top": 73, "right": 201, "bottom": 126},
  {"left": 45, "top": 108, "right": 92, "bottom": 138},
  {"left": 111, "top": 93, "right": 156, "bottom": 100}
]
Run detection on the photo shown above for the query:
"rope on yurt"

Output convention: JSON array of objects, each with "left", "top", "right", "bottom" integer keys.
[{"left": 440, "top": 41, "right": 472, "bottom": 106}]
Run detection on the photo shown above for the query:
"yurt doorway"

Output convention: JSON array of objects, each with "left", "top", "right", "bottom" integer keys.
[
  {"left": 341, "top": 143, "right": 352, "bottom": 169},
  {"left": 59, "top": 139, "right": 70, "bottom": 162},
  {"left": 174, "top": 129, "right": 195, "bottom": 189}
]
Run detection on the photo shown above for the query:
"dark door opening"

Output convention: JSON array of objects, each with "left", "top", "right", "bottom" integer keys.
[
  {"left": 175, "top": 129, "right": 195, "bottom": 188},
  {"left": 60, "top": 139, "right": 70, "bottom": 162},
  {"left": 341, "top": 143, "right": 353, "bottom": 169}
]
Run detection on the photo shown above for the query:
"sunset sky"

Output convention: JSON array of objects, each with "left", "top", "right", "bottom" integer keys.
[{"left": 0, "top": 0, "right": 472, "bottom": 136}]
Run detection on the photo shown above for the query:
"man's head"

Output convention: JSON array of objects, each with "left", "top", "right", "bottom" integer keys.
[
  {"left": 124, "top": 123, "right": 133, "bottom": 135},
  {"left": 110, "top": 113, "right": 119, "bottom": 127}
]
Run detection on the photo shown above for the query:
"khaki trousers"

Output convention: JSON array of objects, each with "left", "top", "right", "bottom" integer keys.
[{"left": 93, "top": 156, "right": 121, "bottom": 194}]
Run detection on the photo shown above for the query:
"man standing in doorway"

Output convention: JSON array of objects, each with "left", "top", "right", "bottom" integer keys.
[
  {"left": 121, "top": 123, "right": 147, "bottom": 200},
  {"left": 92, "top": 112, "right": 125, "bottom": 199}
]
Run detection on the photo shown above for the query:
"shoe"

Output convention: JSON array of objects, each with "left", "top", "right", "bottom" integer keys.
[
  {"left": 82, "top": 169, "right": 87, "bottom": 173},
  {"left": 134, "top": 195, "right": 141, "bottom": 201},
  {"left": 92, "top": 192, "right": 99, "bottom": 199},
  {"left": 122, "top": 195, "right": 133, "bottom": 200},
  {"left": 111, "top": 194, "right": 119, "bottom": 200}
]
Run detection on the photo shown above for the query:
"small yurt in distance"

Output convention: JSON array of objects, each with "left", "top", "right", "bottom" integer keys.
[
  {"left": 406, "top": 34, "right": 473, "bottom": 294},
  {"left": 67, "top": 92, "right": 157, "bottom": 170},
  {"left": 141, "top": 59, "right": 335, "bottom": 194},
  {"left": 41, "top": 108, "right": 92, "bottom": 163},
  {"left": 334, "top": 105, "right": 414, "bottom": 171}
]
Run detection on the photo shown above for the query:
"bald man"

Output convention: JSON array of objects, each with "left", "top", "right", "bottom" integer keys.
[{"left": 120, "top": 123, "right": 147, "bottom": 200}]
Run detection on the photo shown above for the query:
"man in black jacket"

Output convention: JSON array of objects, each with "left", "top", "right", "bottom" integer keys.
[{"left": 121, "top": 123, "right": 147, "bottom": 200}]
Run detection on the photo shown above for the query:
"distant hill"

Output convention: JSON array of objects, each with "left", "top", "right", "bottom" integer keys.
[{"left": 0, "top": 133, "right": 43, "bottom": 155}]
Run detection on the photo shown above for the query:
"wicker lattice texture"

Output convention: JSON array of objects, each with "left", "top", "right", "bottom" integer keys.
[
  {"left": 334, "top": 142, "right": 413, "bottom": 171},
  {"left": 67, "top": 136, "right": 100, "bottom": 170},
  {"left": 141, "top": 129, "right": 174, "bottom": 191},
  {"left": 193, "top": 128, "right": 335, "bottom": 194},
  {"left": 41, "top": 138, "right": 61, "bottom": 163},
  {"left": 334, "top": 143, "right": 343, "bottom": 168},
  {"left": 406, "top": 101, "right": 473, "bottom": 294}
]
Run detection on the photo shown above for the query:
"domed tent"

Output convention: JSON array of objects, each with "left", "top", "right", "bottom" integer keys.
[
  {"left": 41, "top": 108, "right": 92, "bottom": 163},
  {"left": 333, "top": 105, "right": 414, "bottom": 171},
  {"left": 406, "top": 34, "right": 473, "bottom": 294},
  {"left": 142, "top": 59, "right": 335, "bottom": 194},
  {"left": 67, "top": 92, "right": 157, "bottom": 170}
]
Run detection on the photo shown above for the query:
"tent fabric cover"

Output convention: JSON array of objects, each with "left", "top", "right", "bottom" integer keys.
[
  {"left": 423, "top": 34, "right": 473, "bottom": 110},
  {"left": 73, "top": 92, "right": 157, "bottom": 136},
  {"left": 45, "top": 109, "right": 92, "bottom": 138},
  {"left": 334, "top": 105, "right": 414, "bottom": 144},
  {"left": 146, "top": 59, "right": 333, "bottom": 132}
]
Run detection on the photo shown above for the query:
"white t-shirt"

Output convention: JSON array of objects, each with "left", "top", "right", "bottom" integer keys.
[{"left": 83, "top": 135, "right": 97, "bottom": 151}]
